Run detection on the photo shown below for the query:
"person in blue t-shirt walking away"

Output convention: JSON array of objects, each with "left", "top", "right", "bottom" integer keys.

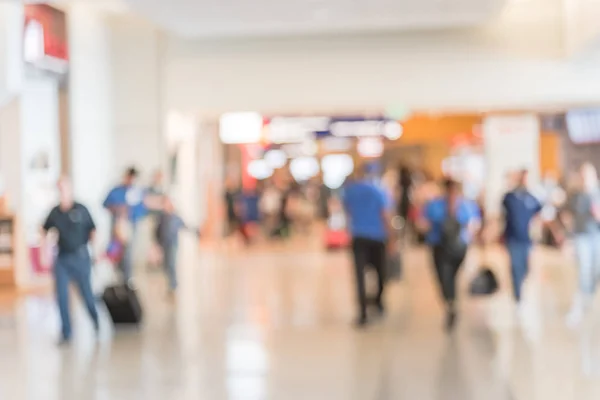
[
  {"left": 103, "top": 167, "right": 149, "bottom": 282},
  {"left": 502, "top": 169, "right": 542, "bottom": 311},
  {"left": 343, "top": 163, "right": 393, "bottom": 328},
  {"left": 420, "top": 178, "right": 480, "bottom": 331}
]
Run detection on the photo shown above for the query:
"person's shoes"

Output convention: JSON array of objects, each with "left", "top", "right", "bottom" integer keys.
[
  {"left": 445, "top": 309, "right": 457, "bottom": 332},
  {"left": 354, "top": 315, "right": 368, "bottom": 328},
  {"left": 57, "top": 337, "right": 71, "bottom": 347}
]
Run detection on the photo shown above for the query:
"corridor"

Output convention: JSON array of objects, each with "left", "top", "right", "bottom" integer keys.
[{"left": 1, "top": 239, "right": 599, "bottom": 399}]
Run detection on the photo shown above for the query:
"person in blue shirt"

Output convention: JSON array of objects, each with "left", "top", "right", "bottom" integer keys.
[
  {"left": 342, "top": 163, "right": 393, "bottom": 327},
  {"left": 502, "top": 169, "right": 542, "bottom": 305},
  {"left": 103, "top": 167, "right": 150, "bottom": 282},
  {"left": 421, "top": 178, "right": 480, "bottom": 331}
]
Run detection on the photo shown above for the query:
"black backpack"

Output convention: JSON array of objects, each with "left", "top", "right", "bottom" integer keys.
[{"left": 440, "top": 200, "right": 467, "bottom": 257}]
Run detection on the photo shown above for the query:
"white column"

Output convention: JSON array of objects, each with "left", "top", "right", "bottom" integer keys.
[
  {"left": 108, "top": 15, "right": 163, "bottom": 179},
  {"left": 483, "top": 114, "right": 540, "bottom": 216},
  {"left": 19, "top": 78, "right": 60, "bottom": 285},
  {"left": 68, "top": 5, "right": 115, "bottom": 247}
]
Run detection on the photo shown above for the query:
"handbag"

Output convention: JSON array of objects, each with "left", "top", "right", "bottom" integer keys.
[
  {"left": 469, "top": 267, "right": 498, "bottom": 296},
  {"left": 468, "top": 244, "right": 498, "bottom": 296}
]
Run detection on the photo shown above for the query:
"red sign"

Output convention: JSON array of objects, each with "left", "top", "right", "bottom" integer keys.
[{"left": 24, "top": 4, "right": 68, "bottom": 62}]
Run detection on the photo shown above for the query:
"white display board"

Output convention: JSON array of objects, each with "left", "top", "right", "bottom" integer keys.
[{"left": 483, "top": 114, "right": 540, "bottom": 216}]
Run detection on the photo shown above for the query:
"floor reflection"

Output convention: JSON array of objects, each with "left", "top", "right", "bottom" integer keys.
[{"left": 1, "top": 245, "right": 600, "bottom": 399}]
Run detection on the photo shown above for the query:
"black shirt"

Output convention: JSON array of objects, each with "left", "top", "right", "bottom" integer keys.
[{"left": 43, "top": 202, "right": 96, "bottom": 254}]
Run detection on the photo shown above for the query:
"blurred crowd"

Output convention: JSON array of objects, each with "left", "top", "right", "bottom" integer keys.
[{"left": 223, "top": 161, "right": 600, "bottom": 331}]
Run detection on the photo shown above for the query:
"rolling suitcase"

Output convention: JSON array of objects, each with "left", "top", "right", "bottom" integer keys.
[{"left": 102, "top": 283, "right": 143, "bottom": 325}]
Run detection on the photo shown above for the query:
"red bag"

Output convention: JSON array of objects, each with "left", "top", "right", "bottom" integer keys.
[{"left": 325, "top": 230, "right": 350, "bottom": 249}]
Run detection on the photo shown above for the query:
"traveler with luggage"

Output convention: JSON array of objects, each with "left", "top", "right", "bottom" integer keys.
[
  {"left": 42, "top": 177, "right": 99, "bottom": 345},
  {"left": 103, "top": 167, "right": 149, "bottom": 282},
  {"left": 343, "top": 163, "right": 393, "bottom": 327},
  {"left": 420, "top": 178, "right": 480, "bottom": 331}
]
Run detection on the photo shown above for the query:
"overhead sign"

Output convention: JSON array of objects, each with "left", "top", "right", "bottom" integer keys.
[
  {"left": 266, "top": 117, "right": 329, "bottom": 144},
  {"left": 566, "top": 109, "right": 600, "bottom": 144},
  {"left": 218, "top": 114, "right": 404, "bottom": 144},
  {"left": 266, "top": 116, "right": 401, "bottom": 142}
]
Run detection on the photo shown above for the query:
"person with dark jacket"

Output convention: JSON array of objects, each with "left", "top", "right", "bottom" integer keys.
[{"left": 502, "top": 170, "right": 542, "bottom": 308}]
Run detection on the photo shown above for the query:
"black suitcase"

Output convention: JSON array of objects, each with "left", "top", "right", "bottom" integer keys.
[{"left": 102, "top": 284, "right": 143, "bottom": 325}]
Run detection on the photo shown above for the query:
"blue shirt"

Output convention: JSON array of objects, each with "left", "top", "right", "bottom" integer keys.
[
  {"left": 103, "top": 185, "right": 148, "bottom": 223},
  {"left": 342, "top": 180, "right": 391, "bottom": 241},
  {"left": 502, "top": 189, "right": 542, "bottom": 243},
  {"left": 424, "top": 197, "right": 480, "bottom": 245},
  {"left": 243, "top": 193, "right": 260, "bottom": 222}
]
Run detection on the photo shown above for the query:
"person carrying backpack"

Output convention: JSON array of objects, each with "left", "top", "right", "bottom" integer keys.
[{"left": 420, "top": 178, "right": 481, "bottom": 331}]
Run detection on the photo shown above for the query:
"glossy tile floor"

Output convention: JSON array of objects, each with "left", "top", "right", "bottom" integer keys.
[{"left": 2, "top": 236, "right": 600, "bottom": 399}]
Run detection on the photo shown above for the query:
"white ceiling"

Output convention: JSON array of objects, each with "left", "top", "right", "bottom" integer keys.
[{"left": 123, "top": 0, "right": 508, "bottom": 38}]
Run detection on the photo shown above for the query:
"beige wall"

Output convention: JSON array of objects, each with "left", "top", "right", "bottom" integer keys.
[{"left": 164, "top": 0, "right": 600, "bottom": 115}]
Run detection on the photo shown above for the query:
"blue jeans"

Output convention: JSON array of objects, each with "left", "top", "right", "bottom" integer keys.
[
  {"left": 506, "top": 240, "right": 531, "bottom": 302},
  {"left": 118, "top": 225, "right": 137, "bottom": 282},
  {"left": 574, "top": 232, "right": 600, "bottom": 295},
  {"left": 161, "top": 243, "right": 178, "bottom": 290},
  {"left": 54, "top": 247, "right": 99, "bottom": 340}
]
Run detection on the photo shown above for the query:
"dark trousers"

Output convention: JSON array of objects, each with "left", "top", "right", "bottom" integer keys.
[
  {"left": 351, "top": 237, "right": 387, "bottom": 318},
  {"left": 226, "top": 217, "right": 250, "bottom": 243},
  {"left": 54, "top": 247, "right": 99, "bottom": 340},
  {"left": 506, "top": 240, "right": 531, "bottom": 302},
  {"left": 431, "top": 245, "right": 467, "bottom": 306},
  {"left": 160, "top": 243, "right": 178, "bottom": 290}
]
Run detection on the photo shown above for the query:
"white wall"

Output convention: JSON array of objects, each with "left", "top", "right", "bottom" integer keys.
[
  {"left": 563, "top": 0, "right": 600, "bottom": 55},
  {"left": 19, "top": 78, "right": 61, "bottom": 244},
  {"left": 107, "top": 15, "right": 164, "bottom": 178},
  {"left": 164, "top": 0, "right": 600, "bottom": 113}
]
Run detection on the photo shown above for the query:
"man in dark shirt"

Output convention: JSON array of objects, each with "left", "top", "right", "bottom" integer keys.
[
  {"left": 502, "top": 169, "right": 542, "bottom": 305},
  {"left": 43, "top": 177, "right": 99, "bottom": 344}
]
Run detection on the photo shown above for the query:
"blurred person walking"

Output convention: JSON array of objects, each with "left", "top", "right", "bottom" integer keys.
[
  {"left": 103, "top": 167, "right": 149, "bottom": 282},
  {"left": 502, "top": 169, "right": 542, "bottom": 312},
  {"left": 343, "top": 163, "right": 393, "bottom": 327},
  {"left": 155, "top": 197, "right": 200, "bottom": 297},
  {"left": 42, "top": 177, "right": 99, "bottom": 345},
  {"left": 397, "top": 165, "right": 413, "bottom": 224},
  {"left": 148, "top": 170, "right": 166, "bottom": 268},
  {"left": 420, "top": 178, "right": 480, "bottom": 331},
  {"left": 561, "top": 163, "right": 600, "bottom": 327},
  {"left": 224, "top": 177, "right": 250, "bottom": 245},
  {"left": 259, "top": 180, "right": 282, "bottom": 237}
]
